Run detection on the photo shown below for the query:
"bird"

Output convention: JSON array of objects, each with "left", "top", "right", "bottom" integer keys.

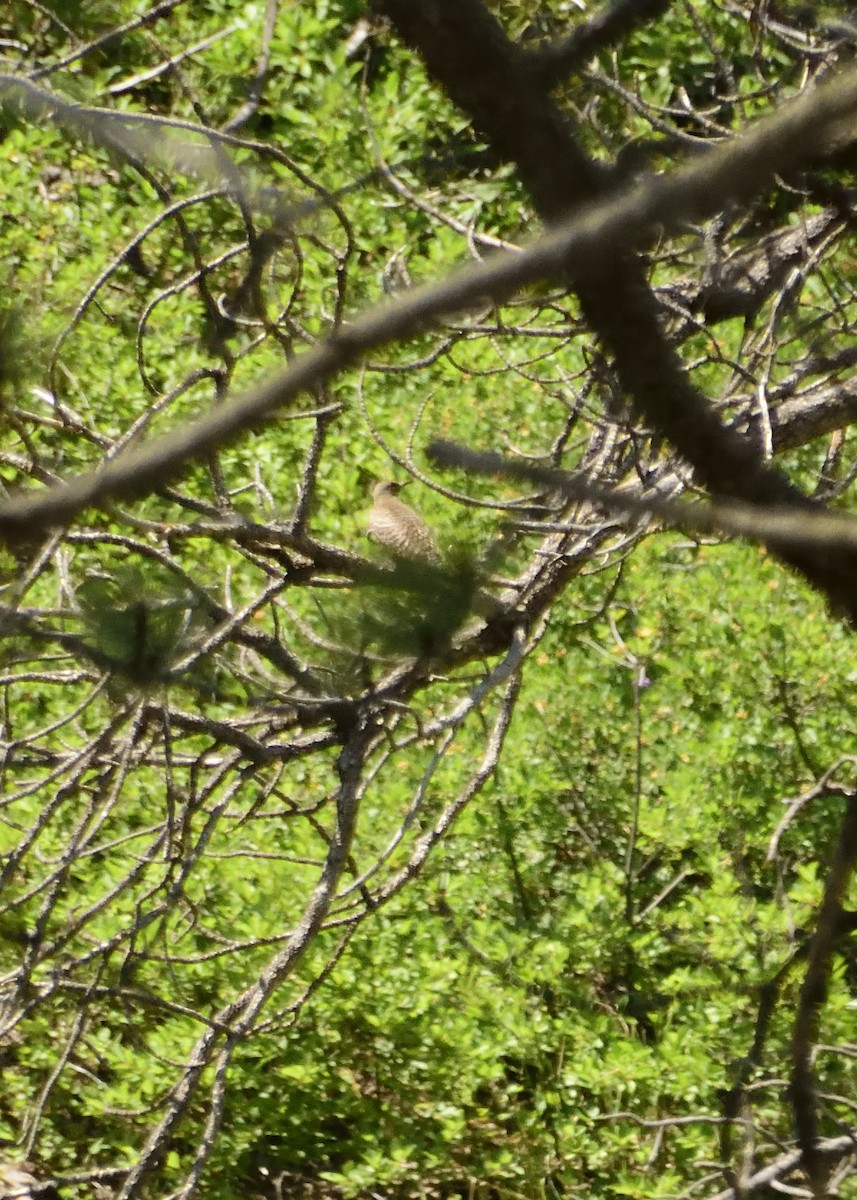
[
  {"left": 368, "top": 481, "right": 442, "bottom": 564},
  {"left": 0, "top": 1162, "right": 61, "bottom": 1200},
  {"left": 367, "top": 480, "right": 509, "bottom": 631}
]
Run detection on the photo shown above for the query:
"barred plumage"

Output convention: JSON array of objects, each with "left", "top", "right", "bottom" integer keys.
[
  {"left": 0, "top": 1163, "right": 61, "bottom": 1200},
  {"left": 368, "top": 481, "right": 441, "bottom": 564}
]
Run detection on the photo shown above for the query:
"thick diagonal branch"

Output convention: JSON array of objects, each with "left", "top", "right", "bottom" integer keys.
[{"left": 374, "top": 0, "right": 857, "bottom": 621}]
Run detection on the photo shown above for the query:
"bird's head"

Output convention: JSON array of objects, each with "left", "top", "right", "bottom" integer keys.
[{"left": 373, "top": 480, "right": 406, "bottom": 499}]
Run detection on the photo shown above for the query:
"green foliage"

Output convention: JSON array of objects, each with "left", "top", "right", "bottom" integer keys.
[
  {"left": 6, "top": 537, "right": 842, "bottom": 1200},
  {"left": 2, "top": 2, "right": 857, "bottom": 1199},
  {"left": 76, "top": 562, "right": 211, "bottom": 683}
]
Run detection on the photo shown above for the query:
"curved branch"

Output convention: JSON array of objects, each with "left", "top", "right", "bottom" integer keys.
[{"left": 0, "top": 66, "right": 854, "bottom": 546}]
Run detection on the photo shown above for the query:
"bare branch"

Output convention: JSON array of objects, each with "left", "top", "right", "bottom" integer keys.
[{"left": 0, "top": 65, "right": 855, "bottom": 544}]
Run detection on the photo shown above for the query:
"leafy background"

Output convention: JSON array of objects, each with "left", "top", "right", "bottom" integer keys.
[{"left": 1, "top": 2, "right": 857, "bottom": 1199}]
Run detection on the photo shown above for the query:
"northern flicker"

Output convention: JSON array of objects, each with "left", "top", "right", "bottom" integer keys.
[
  {"left": 368, "top": 481, "right": 442, "bottom": 564},
  {"left": 0, "top": 1163, "right": 61, "bottom": 1200}
]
